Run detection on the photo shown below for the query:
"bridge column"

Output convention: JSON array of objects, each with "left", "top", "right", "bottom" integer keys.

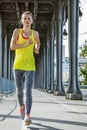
[
  {"left": 0, "top": 14, "right": 2, "bottom": 77},
  {"left": 43, "top": 38, "right": 47, "bottom": 90},
  {"left": 8, "top": 49, "right": 11, "bottom": 80},
  {"left": 46, "top": 21, "right": 55, "bottom": 93},
  {"left": 46, "top": 29, "right": 51, "bottom": 91},
  {"left": 54, "top": 0, "right": 65, "bottom": 95},
  {"left": 35, "top": 52, "right": 43, "bottom": 88},
  {"left": 49, "top": 21, "right": 55, "bottom": 93},
  {"left": 10, "top": 52, "right": 14, "bottom": 80},
  {"left": 3, "top": 33, "right": 8, "bottom": 78},
  {"left": 2, "top": 26, "right": 8, "bottom": 78},
  {"left": 66, "top": 0, "right": 82, "bottom": 100}
]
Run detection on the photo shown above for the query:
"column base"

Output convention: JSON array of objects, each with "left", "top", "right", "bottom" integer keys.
[
  {"left": 65, "top": 93, "right": 82, "bottom": 100},
  {"left": 43, "top": 89, "right": 48, "bottom": 92},
  {"left": 47, "top": 89, "right": 54, "bottom": 94},
  {"left": 54, "top": 91, "right": 65, "bottom": 96}
]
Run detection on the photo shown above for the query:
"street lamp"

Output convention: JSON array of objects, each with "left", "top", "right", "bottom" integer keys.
[
  {"left": 63, "top": 28, "right": 68, "bottom": 40},
  {"left": 79, "top": 1, "right": 83, "bottom": 22}
]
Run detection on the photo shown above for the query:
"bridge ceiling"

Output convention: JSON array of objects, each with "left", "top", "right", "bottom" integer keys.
[{"left": 0, "top": 0, "right": 57, "bottom": 43}]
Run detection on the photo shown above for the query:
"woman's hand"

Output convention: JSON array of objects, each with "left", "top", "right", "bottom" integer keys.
[
  {"left": 29, "top": 39, "right": 33, "bottom": 44},
  {"left": 25, "top": 39, "right": 33, "bottom": 46},
  {"left": 34, "top": 41, "right": 39, "bottom": 54},
  {"left": 34, "top": 48, "right": 39, "bottom": 54},
  {"left": 34, "top": 32, "right": 40, "bottom": 54}
]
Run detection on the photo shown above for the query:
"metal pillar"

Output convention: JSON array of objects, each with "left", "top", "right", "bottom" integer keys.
[
  {"left": 43, "top": 41, "right": 46, "bottom": 90},
  {"left": 46, "top": 30, "right": 51, "bottom": 91},
  {"left": 35, "top": 53, "right": 43, "bottom": 88},
  {"left": 0, "top": 14, "right": 2, "bottom": 77},
  {"left": 10, "top": 52, "right": 14, "bottom": 80},
  {"left": 4, "top": 33, "right": 8, "bottom": 78},
  {"left": 47, "top": 22, "right": 54, "bottom": 93},
  {"left": 50, "top": 21, "right": 55, "bottom": 93},
  {"left": 8, "top": 49, "right": 11, "bottom": 80},
  {"left": 66, "top": 0, "right": 82, "bottom": 100},
  {"left": 54, "top": 0, "right": 65, "bottom": 96},
  {"left": 40, "top": 51, "right": 44, "bottom": 89}
]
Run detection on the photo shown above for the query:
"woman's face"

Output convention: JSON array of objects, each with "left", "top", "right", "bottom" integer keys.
[{"left": 21, "top": 13, "right": 33, "bottom": 27}]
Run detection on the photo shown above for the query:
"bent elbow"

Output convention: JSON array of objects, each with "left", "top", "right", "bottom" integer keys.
[{"left": 10, "top": 45, "right": 15, "bottom": 50}]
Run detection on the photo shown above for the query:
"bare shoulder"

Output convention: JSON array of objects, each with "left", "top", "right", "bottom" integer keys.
[
  {"left": 11, "top": 28, "right": 20, "bottom": 39},
  {"left": 13, "top": 28, "right": 20, "bottom": 35},
  {"left": 33, "top": 30, "right": 39, "bottom": 37}
]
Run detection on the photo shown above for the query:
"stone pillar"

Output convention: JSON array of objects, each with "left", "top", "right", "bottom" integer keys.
[
  {"left": 54, "top": 0, "right": 65, "bottom": 95},
  {"left": 66, "top": 0, "right": 82, "bottom": 100}
]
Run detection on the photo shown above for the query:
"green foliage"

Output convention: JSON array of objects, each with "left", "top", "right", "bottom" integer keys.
[
  {"left": 80, "top": 65, "right": 87, "bottom": 84},
  {"left": 79, "top": 40, "right": 87, "bottom": 85},
  {"left": 79, "top": 41, "right": 87, "bottom": 57}
]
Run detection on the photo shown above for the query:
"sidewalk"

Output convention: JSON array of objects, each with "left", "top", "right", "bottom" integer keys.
[{"left": 0, "top": 89, "right": 87, "bottom": 130}]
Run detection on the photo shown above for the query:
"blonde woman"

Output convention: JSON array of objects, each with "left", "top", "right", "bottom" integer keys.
[{"left": 10, "top": 11, "right": 40, "bottom": 125}]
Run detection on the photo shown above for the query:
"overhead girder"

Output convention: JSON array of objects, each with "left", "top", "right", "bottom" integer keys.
[{"left": 0, "top": 0, "right": 55, "bottom": 34}]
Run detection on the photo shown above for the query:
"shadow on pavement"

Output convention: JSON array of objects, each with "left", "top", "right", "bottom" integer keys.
[
  {"left": 0, "top": 114, "right": 87, "bottom": 127},
  {"left": 27, "top": 122, "right": 62, "bottom": 130}
]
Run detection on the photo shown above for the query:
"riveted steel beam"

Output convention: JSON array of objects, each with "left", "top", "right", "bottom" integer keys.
[{"left": 66, "top": 0, "right": 82, "bottom": 100}]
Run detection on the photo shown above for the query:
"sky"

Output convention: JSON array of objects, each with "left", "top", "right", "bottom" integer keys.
[
  {"left": 79, "top": 0, "right": 87, "bottom": 44},
  {"left": 64, "top": 0, "right": 87, "bottom": 57}
]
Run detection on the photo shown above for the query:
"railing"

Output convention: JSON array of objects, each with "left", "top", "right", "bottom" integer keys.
[{"left": 0, "top": 78, "right": 16, "bottom": 101}]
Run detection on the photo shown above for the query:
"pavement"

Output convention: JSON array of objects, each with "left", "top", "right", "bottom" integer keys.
[{"left": 0, "top": 89, "right": 87, "bottom": 130}]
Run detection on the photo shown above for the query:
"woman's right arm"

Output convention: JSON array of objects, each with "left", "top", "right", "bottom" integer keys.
[{"left": 10, "top": 29, "right": 30, "bottom": 50}]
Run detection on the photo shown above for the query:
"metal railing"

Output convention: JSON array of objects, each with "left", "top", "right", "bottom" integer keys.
[{"left": 0, "top": 78, "right": 16, "bottom": 101}]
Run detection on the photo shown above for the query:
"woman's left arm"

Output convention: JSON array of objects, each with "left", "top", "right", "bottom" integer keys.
[{"left": 34, "top": 31, "right": 40, "bottom": 54}]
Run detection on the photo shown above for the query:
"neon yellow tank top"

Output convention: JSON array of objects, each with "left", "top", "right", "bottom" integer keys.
[{"left": 13, "top": 29, "right": 36, "bottom": 71}]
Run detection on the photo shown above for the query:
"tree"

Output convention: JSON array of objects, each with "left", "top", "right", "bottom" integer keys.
[
  {"left": 80, "top": 65, "right": 87, "bottom": 84},
  {"left": 79, "top": 40, "right": 87, "bottom": 58},
  {"left": 79, "top": 40, "right": 87, "bottom": 85}
]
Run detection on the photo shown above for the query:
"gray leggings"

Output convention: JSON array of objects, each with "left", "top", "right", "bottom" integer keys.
[{"left": 13, "top": 70, "right": 35, "bottom": 115}]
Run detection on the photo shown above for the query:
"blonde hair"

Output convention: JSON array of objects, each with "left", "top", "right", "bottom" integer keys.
[{"left": 21, "top": 11, "right": 33, "bottom": 19}]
